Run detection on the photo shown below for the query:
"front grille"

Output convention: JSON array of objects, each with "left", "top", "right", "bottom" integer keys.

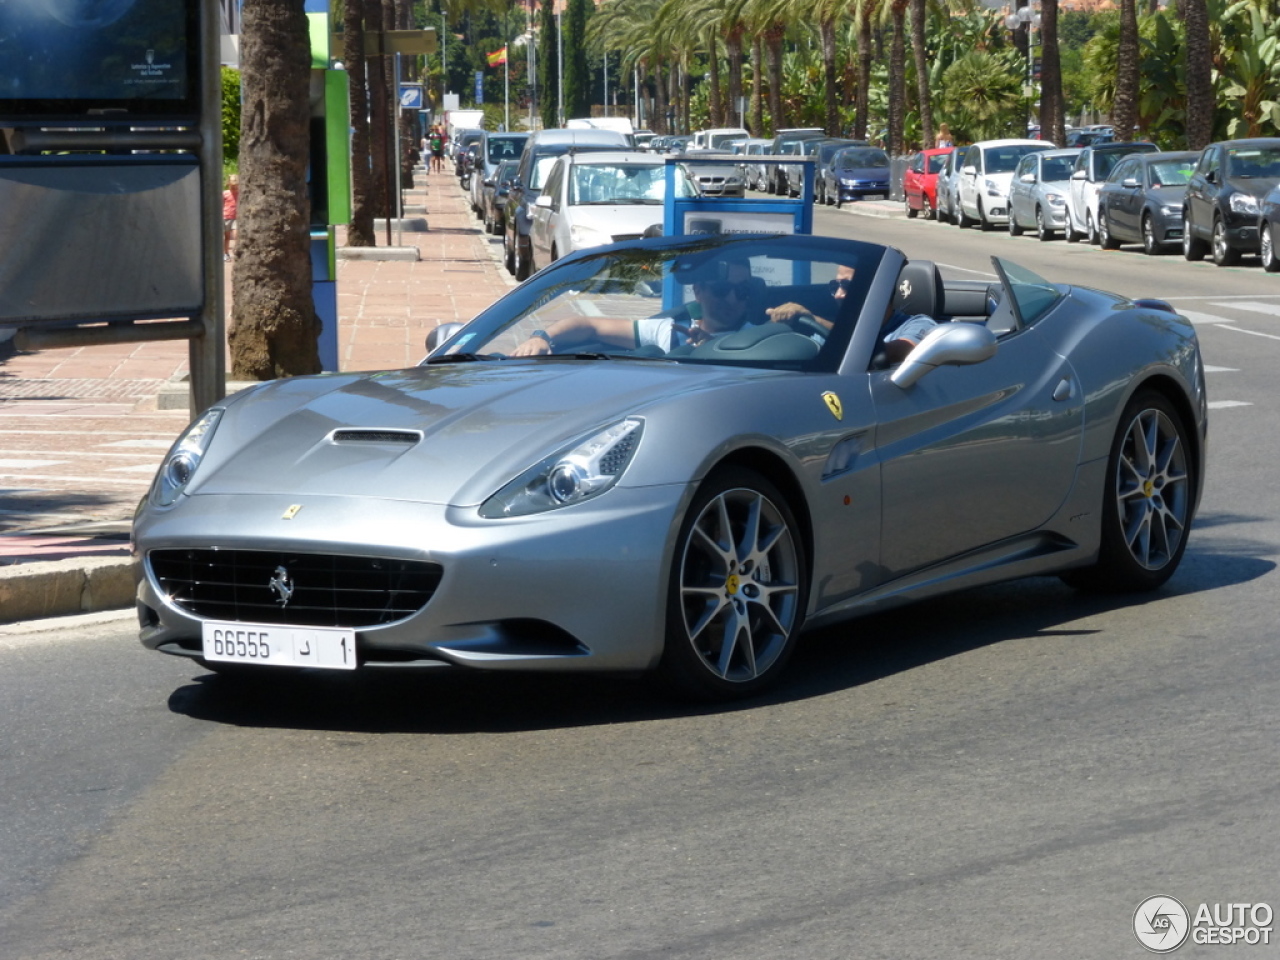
[{"left": 149, "top": 549, "right": 443, "bottom": 628}]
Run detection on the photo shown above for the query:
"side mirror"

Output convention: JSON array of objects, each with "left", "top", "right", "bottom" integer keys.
[
  {"left": 1020, "top": 173, "right": 1036, "bottom": 183},
  {"left": 1122, "top": 177, "right": 1140, "bottom": 188},
  {"left": 1205, "top": 169, "right": 1218, "bottom": 184},
  {"left": 891, "top": 322, "right": 998, "bottom": 389},
  {"left": 535, "top": 194, "right": 553, "bottom": 208},
  {"left": 962, "top": 164, "right": 977, "bottom": 175},
  {"left": 425, "top": 322, "right": 465, "bottom": 356},
  {"left": 1072, "top": 169, "right": 1086, "bottom": 180}
]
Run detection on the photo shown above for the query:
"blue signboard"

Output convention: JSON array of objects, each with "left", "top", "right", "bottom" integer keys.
[
  {"left": 399, "top": 84, "right": 423, "bottom": 109},
  {"left": 474, "top": 71, "right": 483, "bottom": 105}
]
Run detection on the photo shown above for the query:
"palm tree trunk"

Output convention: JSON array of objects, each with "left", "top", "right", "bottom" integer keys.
[
  {"left": 229, "top": 0, "right": 321, "bottom": 379},
  {"left": 909, "top": 0, "right": 932, "bottom": 148},
  {"left": 751, "top": 35, "right": 764, "bottom": 135},
  {"left": 888, "top": 0, "right": 907, "bottom": 154},
  {"left": 1038, "top": 0, "right": 1066, "bottom": 147},
  {"left": 1111, "top": 0, "right": 1139, "bottom": 138},
  {"left": 765, "top": 25, "right": 785, "bottom": 134},
  {"left": 708, "top": 28, "right": 723, "bottom": 127},
  {"left": 856, "top": 6, "right": 872, "bottom": 140},
  {"left": 1182, "top": 0, "right": 1213, "bottom": 149},
  {"left": 820, "top": 18, "right": 839, "bottom": 136},
  {"left": 726, "top": 27, "right": 745, "bottom": 130},
  {"left": 343, "top": 0, "right": 375, "bottom": 246}
]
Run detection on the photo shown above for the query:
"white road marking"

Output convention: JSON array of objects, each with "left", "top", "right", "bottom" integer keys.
[
  {"left": 1210, "top": 301, "right": 1280, "bottom": 316},
  {"left": 107, "top": 464, "right": 163, "bottom": 473},
  {"left": 1207, "top": 400, "right": 1253, "bottom": 409},
  {"left": 1203, "top": 365, "right": 1239, "bottom": 372},
  {"left": 0, "top": 473, "right": 144, "bottom": 485},
  {"left": 0, "top": 459, "right": 65, "bottom": 469},
  {"left": 98, "top": 439, "right": 175, "bottom": 449},
  {"left": 1213, "top": 324, "right": 1280, "bottom": 342},
  {"left": 1179, "top": 311, "right": 1233, "bottom": 325}
]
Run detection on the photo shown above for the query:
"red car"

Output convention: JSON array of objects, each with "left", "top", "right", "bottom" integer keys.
[{"left": 903, "top": 147, "right": 954, "bottom": 220}]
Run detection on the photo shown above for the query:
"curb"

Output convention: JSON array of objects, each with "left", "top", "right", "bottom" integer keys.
[{"left": 0, "top": 555, "right": 134, "bottom": 625}]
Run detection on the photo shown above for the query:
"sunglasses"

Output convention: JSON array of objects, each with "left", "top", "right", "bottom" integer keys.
[
  {"left": 702, "top": 279, "right": 753, "bottom": 300},
  {"left": 828, "top": 278, "right": 855, "bottom": 295}
]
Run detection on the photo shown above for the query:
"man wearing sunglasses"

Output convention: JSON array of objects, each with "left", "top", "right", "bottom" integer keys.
[{"left": 512, "top": 259, "right": 764, "bottom": 356}]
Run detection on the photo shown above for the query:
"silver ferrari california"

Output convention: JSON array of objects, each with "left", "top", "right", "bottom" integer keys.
[{"left": 134, "top": 234, "right": 1206, "bottom": 700}]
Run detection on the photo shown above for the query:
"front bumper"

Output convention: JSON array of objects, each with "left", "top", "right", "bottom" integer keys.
[
  {"left": 134, "top": 487, "right": 687, "bottom": 674},
  {"left": 838, "top": 182, "right": 891, "bottom": 201}
]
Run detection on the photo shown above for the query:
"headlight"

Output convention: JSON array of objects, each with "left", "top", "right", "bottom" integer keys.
[
  {"left": 152, "top": 408, "right": 222, "bottom": 506},
  {"left": 1161, "top": 203, "right": 1180, "bottom": 216},
  {"left": 570, "top": 223, "right": 612, "bottom": 247},
  {"left": 479, "top": 418, "right": 644, "bottom": 518},
  {"left": 1045, "top": 192, "right": 1064, "bottom": 205},
  {"left": 1229, "top": 192, "right": 1260, "bottom": 215},
  {"left": 984, "top": 179, "right": 1001, "bottom": 196}
]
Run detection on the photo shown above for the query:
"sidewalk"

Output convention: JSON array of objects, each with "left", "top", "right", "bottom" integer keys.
[{"left": 0, "top": 166, "right": 514, "bottom": 621}]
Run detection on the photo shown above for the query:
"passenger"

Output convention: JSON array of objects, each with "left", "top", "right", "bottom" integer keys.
[{"left": 512, "top": 259, "right": 763, "bottom": 355}]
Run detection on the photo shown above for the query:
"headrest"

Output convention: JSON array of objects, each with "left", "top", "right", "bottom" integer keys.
[{"left": 892, "top": 260, "right": 943, "bottom": 318}]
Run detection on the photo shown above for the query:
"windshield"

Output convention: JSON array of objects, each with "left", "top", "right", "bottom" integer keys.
[
  {"left": 487, "top": 136, "right": 525, "bottom": 163},
  {"left": 1150, "top": 158, "right": 1195, "bottom": 187},
  {"left": 838, "top": 148, "right": 889, "bottom": 169},
  {"left": 993, "top": 257, "right": 1063, "bottom": 329},
  {"left": 926, "top": 153, "right": 948, "bottom": 174},
  {"left": 432, "top": 236, "right": 888, "bottom": 372},
  {"left": 569, "top": 163, "right": 691, "bottom": 204},
  {"left": 1227, "top": 147, "right": 1280, "bottom": 178},
  {"left": 984, "top": 145, "right": 1048, "bottom": 174},
  {"left": 1041, "top": 156, "right": 1076, "bottom": 182}
]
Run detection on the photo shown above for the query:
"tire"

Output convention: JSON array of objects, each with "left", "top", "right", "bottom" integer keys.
[
  {"left": 1035, "top": 206, "right": 1053, "bottom": 241},
  {"left": 1183, "top": 214, "right": 1208, "bottom": 260},
  {"left": 1061, "top": 390, "right": 1194, "bottom": 594},
  {"left": 905, "top": 196, "right": 918, "bottom": 219},
  {"left": 922, "top": 197, "right": 935, "bottom": 221},
  {"left": 1212, "top": 216, "right": 1241, "bottom": 266},
  {"left": 1065, "top": 208, "right": 1082, "bottom": 243},
  {"left": 514, "top": 235, "right": 532, "bottom": 281},
  {"left": 1098, "top": 209, "right": 1120, "bottom": 249},
  {"left": 1008, "top": 209, "right": 1023, "bottom": 236},
  {"left": 1262, "top": 221, "right": 1280, "bottom": 272},
  {"left": 1141, "top": 213, "right": 1161, "bottom": 256},
  {"left": 977, "top": 199, "right": 992, "bottom": 231},
  {"left": 957, "top": 201, "right": 973, "bottom": 229},
  {"left": 503, "top": 230, "right": 515, "bottom": 274},
  {"left": 1085, "top": 210, "right": 1098, "bottom": 245},
  {"left": 655, "top": 467, "right": 806, "bottom": 701}
]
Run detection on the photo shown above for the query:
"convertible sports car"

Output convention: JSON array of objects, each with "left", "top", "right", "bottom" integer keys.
[{"left": 134, "top": 234, "right": 1207, "bottom": 700}]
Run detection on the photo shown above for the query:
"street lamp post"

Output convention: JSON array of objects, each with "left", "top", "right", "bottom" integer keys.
[
  {"left": 1004, "top": 4, "right": 1041, "bottom": 135},
  {"left": 556, "top": 9, "right": 564, "bottom": 126}
]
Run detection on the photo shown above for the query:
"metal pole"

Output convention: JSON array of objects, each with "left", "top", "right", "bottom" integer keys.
[
  {"left": 603, "top": 51, "right": 608, "bottom": 117},
  {"left": 395, "top": 52, "right": 403, "bottom": 248},
  {"left": 557, "top": 10, "right": 563, "bottom": 126},
  {"left": 504, "top": 47, "right": 510, "bottom": 131},
  {"left": 193, "top": 0, "right": 226, "bottom": 414}
]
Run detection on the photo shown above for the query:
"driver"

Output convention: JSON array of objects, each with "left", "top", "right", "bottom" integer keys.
[{"left": 512, "top": 259, "right": 763, "bottom": 355}]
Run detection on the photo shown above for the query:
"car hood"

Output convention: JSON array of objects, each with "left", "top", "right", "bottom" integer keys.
[
  {"left": 188, "top": 361, "right": 725, "bottom": 506},
  {"left": 838, "top": 166, "right": 890, "bottom": 179},
  {"left": 568, "top": 203, "right": 665, "bottom": 238},
  {"left": 1229, "top": 176, "right": 1280, "bottom": 196}
]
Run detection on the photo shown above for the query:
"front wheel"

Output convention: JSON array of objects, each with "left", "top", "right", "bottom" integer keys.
[
  {"left": 1061, "top": 390, "right": 1194, "bottom": 593},
  {"left": 656, "top": 468, "right": 807, "bottom": 701},
  {"left": 1036, "top": 206, "right": 1053, "bottom": 241},
  {"left": 1008, "top": 209, "right": 1023, "bottom": 236},
  {"left": 1212, "top": 217, "right": 1241, "bottom": 266},
  {"left": 1262, "top": 221, "right": 1280, "bottom": 272},
  {"left": 905, "top": 195, "right": 918, "bottom": 219},
  {"left": 923, "top": 197, "right": 935, "bottom": 221},
  {"left": 1065, "top": 208, "right": 1082, "bottom": 243},
  {"left": 1141, "top": 213, "right": 1161, "bottom": 255}
]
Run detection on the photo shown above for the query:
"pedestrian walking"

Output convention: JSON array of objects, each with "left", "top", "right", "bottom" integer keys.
[
  {"left": 222, "top": 174, "right": 238, "bottom": 261},
  {"left": 429, "top": 126, "right": 445, "bottom": 173}
]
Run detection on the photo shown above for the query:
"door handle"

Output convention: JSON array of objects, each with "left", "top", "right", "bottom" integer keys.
[{"left": 1052, "top": 378, "right": 1074, "bottom": 402}]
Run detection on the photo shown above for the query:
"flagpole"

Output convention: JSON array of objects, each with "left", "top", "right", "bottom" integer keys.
[{"left": 504, "top": 48, "right": 510, "bottom": 131}]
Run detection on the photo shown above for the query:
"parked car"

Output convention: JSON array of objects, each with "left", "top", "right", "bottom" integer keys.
[
  {"left": 799, "top": 139, "right": 864, "bottom": 203},
  {"left": 679, "top": 149, "right": 748, "bottom": 198},
  {"left": 1183, "top": 138, "right": 1280, "bottom": 266},
  {"left": 633, "top": 130, "right": 656, "bottom": 151},
  {"left": 469, "top": 131, "right": 529, "bottom": 219},
  {"left": 1007, "top": 148, "right": 1081, "bottom": 240},
  {"left": 768, "top": 128, "right": 825, "bottom": 194},
  {"left": 1096, "top": 151, "right": 1198, "bottom": 255},
  {"left": 452, "top": 129, "right": 484, "bottom": 179},
  {"left": 1064, "top": 141, "right": 1159, "bottom": 244},
  {"left": 481, "top": 158, "right": 520, "bottom": 236},
  {"left": 935, "top": 148, "right": 966, "bottom": 224},
  {"left": 736, "top": 138, "right": 774, "bottom": 191},
  {"left": 903, "top": 147, "right": 954, "bottom": 220},
  {"left": 955, "top": 139, "right": 1055, "bottom": 230},
  {"left": 502, "top": 127, "right": 630, "bottom": 281},
  {"left": 693, "top": 127, "right": 750, "bottom": 150},
  {"left": 1256, "top": 182, "right": 1280, "bottom": 272},
  {"left": 528, "top": 151, "right": 695, "bottom": 271},
  {"left": 826, "top": 146, "right": 892, "bottom": 207},
  {"left": 135, "top": 233, "right": 1205, "bottom": 701}
]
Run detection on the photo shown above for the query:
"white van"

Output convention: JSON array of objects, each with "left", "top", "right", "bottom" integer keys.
[{"left": 693, "top": 127, "right": 750, "bottom": 151}]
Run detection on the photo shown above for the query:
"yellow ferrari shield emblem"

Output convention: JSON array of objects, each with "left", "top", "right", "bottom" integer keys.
[
  {"left": 822, "top": 391, "right": 843, "bottom": 421},
  {"left": 282, "top": 504, "right": 303, "bottom": 520}
]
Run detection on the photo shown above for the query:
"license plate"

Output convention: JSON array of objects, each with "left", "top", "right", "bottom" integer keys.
[
  {"left": 865, "top": 193, "right": 887, "bottom": 200},
  {"left": 202, "top": 621, "right": 357, "bottom": 670}
]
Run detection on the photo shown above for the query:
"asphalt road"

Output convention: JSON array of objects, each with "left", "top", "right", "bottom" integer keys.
[{"left": 3, "top": 216, "right": 1279, "bottom": 959}]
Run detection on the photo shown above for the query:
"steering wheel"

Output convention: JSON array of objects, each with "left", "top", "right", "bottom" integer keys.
[{"left": 789, "top": 313, "right": 829, "bottom": 341}]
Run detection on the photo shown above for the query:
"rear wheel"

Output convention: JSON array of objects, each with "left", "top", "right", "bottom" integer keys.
[
  {"left": 514, "top": 235, "right": 532, "bottom": 280},
  {"left": 1212, "top": 217, "right": 1241, "bottom": 266},
  {"left": 656, "top": 468, "right": 806, "bottom": 701},
  {"left": 1183, "top": 214, "right": 1208, "bottom": 260},
  {"left": 1061, "top": 390, "right": 1194, "bottom": 593}
]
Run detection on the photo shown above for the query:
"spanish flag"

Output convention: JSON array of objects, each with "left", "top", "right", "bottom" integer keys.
[{"left": 486, "top": 46, "right": 507, "bottom": 67}]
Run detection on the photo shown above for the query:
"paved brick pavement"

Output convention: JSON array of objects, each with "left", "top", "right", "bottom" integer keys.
[{"left": 0, "top": 165, "right": 513, "bottom": 562}]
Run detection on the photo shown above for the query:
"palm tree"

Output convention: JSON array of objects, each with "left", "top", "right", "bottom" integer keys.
[
  {"left": 229, "top": 0, "right": 321, "bottom": 378},
  {"left": 852, "top": 0, "right": 881, "bottom": 140},
  {"left": 1038, "top": 0, "right": 1066, "bottom": 147},
  {"left": 1182, "top": 0, "right": 1214, "bottom": 148},
  {"left": 887, "top": 0, "right": 909, "bottom": 153},
  {"left": 910, "top": 0, "right": 933, "bottom": 148},
  {"left": 1112, "top": 0, "right": 1140, "bottom": 137},
  {"left": 343, "top": 0, "right": 376, "bottom": 246}
]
